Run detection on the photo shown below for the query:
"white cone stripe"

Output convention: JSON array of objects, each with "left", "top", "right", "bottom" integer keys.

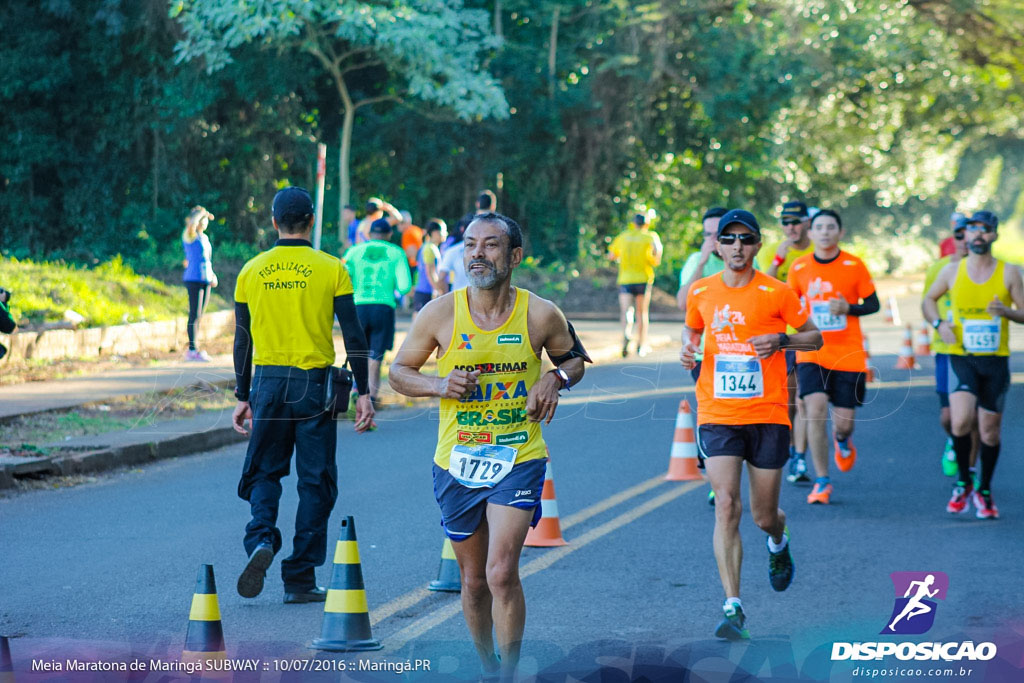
[
  {"left": 545, "top": 462, "right": 554, "bottom": 480},
  {"left": 541, "top": 499, "right": 559, "bottom": 518},
  {"left": 675, "top": 412, "right": 693, "bottom": 429},
  {"left": 671, "top": 442, "right": 698, "bottom": 459}
]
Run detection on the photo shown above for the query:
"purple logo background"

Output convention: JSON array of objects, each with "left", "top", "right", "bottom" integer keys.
[{"left": 881, "top": 571, "right": 949, "bottom": 635}]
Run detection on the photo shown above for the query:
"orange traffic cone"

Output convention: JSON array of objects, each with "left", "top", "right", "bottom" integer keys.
[
  {"left": 428, "top": 538, "right": 461, "bottom": 593},
  {"left": 885, "top": 295, "right": 902, "bottom": 326},
  {"left": 311, "top": 516, "right": 382, "bottom": 652},
  {"left": 524, "top": 454, "right": 568, "bottom": 547},
  {"left": 1, "top": 635, "right": 13, "bottom": 683},
  {"left": 895, "top": 324, "right": 918, "bottom": 369},
  {"left": 182, "top": 565, "right": 227, "bottom": 667},
  {"left": 863, "top": 336, "right": 875, "bottom": 383},
  {"left": 666, "top": 399, "right": 703, "bottom": 481},
  {"left": 915, "top": 321, "right": 932, "bottom": 356}
]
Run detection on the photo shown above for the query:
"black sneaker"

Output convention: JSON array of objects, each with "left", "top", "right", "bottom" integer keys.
[
  {"left": 714, "top": 604, "right": 750, "bottom": 640},
  {"left": 237, "top": 543, "right": 274, "bottom": 598},
  {"left": 767, "top": 527, "right": 794, "bottom": 592},
  {"left": 283, "top": 586, "right": 328, "bottom": 604}
]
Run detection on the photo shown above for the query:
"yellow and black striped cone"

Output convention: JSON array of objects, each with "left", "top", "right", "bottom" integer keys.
[
  {"left": 310, "top": 516, "right": 382, "bottom": 652},
  {"left": 182, "top": 564, "right": 227, "bottom": 666},
  {"left": 1, "top": 635, "right": 14, "bottom": 683},
  {"left": 428, "top": 538, "right": 461, "bottom": 593}
]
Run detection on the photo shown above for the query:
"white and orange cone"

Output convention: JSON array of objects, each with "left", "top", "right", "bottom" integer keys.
[
  {"left": 524, "top": 454, "right": 567, "bottom": 547},
  {"left": 886, "top": 295, "right": 902, "bottom": 326},
  {"left": 915, "top": 321, "right": 932, "bottom": 357},
  {"left": 666, "top": 399, "right": 703, "bottom": 481},
  {"left": 863, "top": 335, "right": 875, "bottom": 383},
  {"left": 895, "top": 324, "right": 918, "bottom": 370}
]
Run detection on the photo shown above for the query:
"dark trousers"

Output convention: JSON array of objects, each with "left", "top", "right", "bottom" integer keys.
[
  {"left": 185, "top": 281, "right": 210, "bottom": 350},
  {"left": 237, "top": 366, "right": 338, "bottom": 591}
]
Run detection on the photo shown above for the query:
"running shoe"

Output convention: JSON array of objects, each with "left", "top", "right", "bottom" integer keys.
[
  {"left": 708, "top": 489, "right": 715, "bottom": 506},
  {"left": 941, "top": 438, "right": 957, "bottom": 477},
  {"left": 621, "top": 338, "right": 630, "bottom": 358},
  {"left": 973, "top": 490, "right": 999, "bottom": 520},
  {"left": 786, "top": 454, "right": 810, "bottom": 484},
  {"left": 714, "top": 604, "right": 750, "bottom": 641},
  {"left": 807, "top": 482, "right": 832, "bottom": 505},
  {"left": 834, "top": 439, "right": 856, "bottom": 472},
  {"left": 946, "top": 482, "right": 973, "bottom": 514},
  {"left": 637, "top": 345, "right": 652, "bottom": 358},
  {"left": 767, "top": 528, "right": 794, "bottom": 592}
]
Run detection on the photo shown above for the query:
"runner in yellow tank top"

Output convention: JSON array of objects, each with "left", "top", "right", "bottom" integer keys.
[
  {"left": 924, "top": 210, "right": 1024, "bottom": 520},
  {"left": 389, "top": 212, "right": 590, "bottom": 681}
]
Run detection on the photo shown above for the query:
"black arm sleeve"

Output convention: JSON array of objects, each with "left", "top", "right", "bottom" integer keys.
[
  {"left": 334, "top": 294, "right": 370, "bottom": 395},
  {"left": 233, "top": 302, "right": 254, "bottom": 401},
  {"left": 848, "top": 291, "right": 880, "bottom": 317}
]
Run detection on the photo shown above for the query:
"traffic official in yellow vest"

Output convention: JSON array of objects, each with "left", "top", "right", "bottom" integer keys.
[
  {"left": 389, "top": 212, "right": 591, "bottom": 681},
  {"left": 232, "top": 186, "right": 374, "bottom": 604}
]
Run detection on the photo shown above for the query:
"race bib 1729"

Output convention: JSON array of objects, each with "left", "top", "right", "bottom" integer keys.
[{"left": 448, "top": 444, "right": 518, "bottom": 489}]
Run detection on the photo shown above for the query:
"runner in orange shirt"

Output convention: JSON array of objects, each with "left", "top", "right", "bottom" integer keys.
[
  {"left": 682, "top": 209, "right": 822, "bottom": 640},
  {"left": 786, "top": 209, "right": 879, "bottom": 505}
]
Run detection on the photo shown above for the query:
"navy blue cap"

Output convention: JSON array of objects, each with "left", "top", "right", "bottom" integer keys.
[
  {"left": 272, "top": 186, "right": 314, "bottom": 224},
  {"left": 953, "top": 215, "right": 968, "bottom": 230},
  {"left": 968, "top": 210, "right": 998, "bottom": 230},
  {"left": 702, "top": 207, "right": 728, "bottom": 221},
  {"left": 370, "top": 217, "right": 392, "bottom": 234},
  {"left": 633, "top": 213, "right": 648, "bottom": 225},
  {"left": 717, "top": 209, "right": 761, "bottom": 237},
  {"left": 780, "top": 200, "right": 808, "bottom": 220}
]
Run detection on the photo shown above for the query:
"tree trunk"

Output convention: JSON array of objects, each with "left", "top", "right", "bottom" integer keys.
[
  {"left": 494, "top": 0, "right": 503, "bottom": 39},
  {"left": 548, "top": 6, "right": 560, "bottom": 99},
  {"left": 338, "top": 106, "right": 354, "bottom": 245},
  {"left": 152, "top": 127, "right": 160, "bottom": 220}
]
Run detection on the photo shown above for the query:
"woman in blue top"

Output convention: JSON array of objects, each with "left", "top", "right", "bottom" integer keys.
[{"left": 181, "top": 206, "right": 217, "bottom": 361}]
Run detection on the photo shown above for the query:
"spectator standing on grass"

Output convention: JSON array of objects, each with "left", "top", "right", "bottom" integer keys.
[
  {"left": 182, "top": 205, "right": 218, "bottom": 362},
  {"left": 0, "top": 286, "right": 15, "bottom": 361}
]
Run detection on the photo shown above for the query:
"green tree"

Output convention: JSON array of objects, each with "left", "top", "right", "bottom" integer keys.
[{"left": 170, "top": 0, "right": 510, "bottom": 244}]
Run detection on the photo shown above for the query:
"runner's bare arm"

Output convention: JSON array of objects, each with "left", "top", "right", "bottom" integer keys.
[
  {"left": 749, "top": 318, "right": 822, "bottom": 358},
  {"left": 923, "top": 262, "right": 958, "bottom": 343},
  {"left": 680, "top": 325, "right": 701, "bottom": 370},
  {"left": 991, "top": 263, "right": 1024, "bottom": 324},
  {"left": 388, "top": 297, "right": 481, "bottom": 399},
  {"left": 526, "top": 297, "right": 585, "bottom": 424}
]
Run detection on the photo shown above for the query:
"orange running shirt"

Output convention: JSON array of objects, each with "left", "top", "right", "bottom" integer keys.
[
  {"left": 686, "top": 270, "right": 809, "bottom": 426},
  {"left": 401, "top": 224, "right": 424, "bottom": 268},
  {"left": 787, "top": 251, "right": 875, "bottom": 372}
]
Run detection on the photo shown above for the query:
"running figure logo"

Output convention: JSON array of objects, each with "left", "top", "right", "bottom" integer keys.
[{"left": 881, "top": 571, "right": 949, "bottom": 635}]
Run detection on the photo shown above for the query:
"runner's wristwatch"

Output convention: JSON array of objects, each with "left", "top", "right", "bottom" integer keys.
[{"left": 550, "top": 367, "right": 571, "bottom": 391}]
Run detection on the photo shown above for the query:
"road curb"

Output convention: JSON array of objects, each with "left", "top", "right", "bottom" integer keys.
[{"left": 0, "top": 427, "right": 246, "bottom": 490}]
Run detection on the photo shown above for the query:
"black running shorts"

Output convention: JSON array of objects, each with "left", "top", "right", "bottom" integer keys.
[
  {"left": 698, "top": 423, "right": 790, "bottom": 470},
  {"left": 948, "top": 355, "right": 1009, "bottom": 413},
  {"left": 796, "top": 362, "right": 866, "bottom": 408}
]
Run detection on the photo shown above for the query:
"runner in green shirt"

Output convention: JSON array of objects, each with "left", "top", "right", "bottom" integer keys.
[{"left": 343, "top": 219, "right": 413, "bottom": 405}]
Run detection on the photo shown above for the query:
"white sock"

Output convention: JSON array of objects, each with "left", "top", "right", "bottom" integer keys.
[
  {"left": 724, "top": 597, "right": 742, "bottom": 611},
  {"left": 767, "top": 531, "right": 788, "bottom": 553}
]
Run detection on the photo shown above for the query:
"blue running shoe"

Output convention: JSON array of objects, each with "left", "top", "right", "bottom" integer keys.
[
  {"left": 767, "top": 527, "right": 794, "bottom": 591},
  {"left": 715, "top": 603, "right": 750, "bottom": 640}
]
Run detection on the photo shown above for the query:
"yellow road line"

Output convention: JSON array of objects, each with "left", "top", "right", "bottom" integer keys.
[
  {"left": 370, "top": 474, "right": 672, "bottom": 626},
  {"left": 380, "top": 481, "right": 703, "bottom": 653}
]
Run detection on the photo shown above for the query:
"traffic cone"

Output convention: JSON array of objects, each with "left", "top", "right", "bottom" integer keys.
[
  {"left": 182, "top": 565, "right": 226, "bottom": 666},
  {"left": 885, "top": 295, "right": 902, "bottom": 326},
  {"left": 1, "top": 636, "right": 13, "bottom": 683},
  {"left": 895, "top": 324, "right": 918, "bottom": 369},
  {"left": 666, "top": 399, "right": 703, "bottom": 481},
  {"left": 915, "top": 321, "right": 932, "bottom": 356},
  {"left": 524, "top": 454, "right": 568, "bottom": 547},
  {"left": 311, "top": 516, "right": 382, "bottom": 652},
  {"left": 863, "top": 336, "right": 875, "bottom": 382},
  {"left": 428, "top": 538, "right": 461, "bottom": 593}
]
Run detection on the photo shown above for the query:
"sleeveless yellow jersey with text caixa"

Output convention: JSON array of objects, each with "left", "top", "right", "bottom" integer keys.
[
  {"left": 949, "top": 259, "right": 1011, "bottom": 356},
  {"left": 434, "top": 288, "right": 546, "bottom": 474}
]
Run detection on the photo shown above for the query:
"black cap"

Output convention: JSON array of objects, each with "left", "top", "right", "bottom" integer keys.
[
  {"left": 717, "top": 209, "right": 761, "bottom": 237},
  {"left": 702, "top": 207, "right": 728, "bottom": 221},
  {"left": 780, "top": 200, "right": 808, "bottom": 220},
  {"left": 633, "top": 213, "right": 648, "bottom": 225},
  {"left": 968, "top": 210, "right": 998, "bottom": 230},
  {"left": 370, "top": 218, "right": 392, "bottom": 234},
  {"left": 272, "top": 187, "right": 314, "bottom": 224}
]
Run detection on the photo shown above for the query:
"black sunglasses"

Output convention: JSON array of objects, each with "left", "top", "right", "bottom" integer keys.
[
  {"left": 781, "top": 219, "right": 802, "bottom": 226},
  {"left": 966, "top": 223, "right": 995, "bottom": 234},
  {"left": 718, "top": 233, "right": 759, "bottom": 245},
  {"left": 953, "top": 229, "right": 966, "bottom": 240}
]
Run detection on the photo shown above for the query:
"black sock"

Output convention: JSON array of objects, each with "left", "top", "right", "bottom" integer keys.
[
  {"left": 952, "top": 434, "right": 973, "bottom": 485},
  {"left": 979, "top": 442, "right": 1000, "bottom": 492}
]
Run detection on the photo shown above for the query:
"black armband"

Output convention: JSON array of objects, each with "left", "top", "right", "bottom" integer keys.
[
  {"left": 233, "top": 302, "right": 253, "bottom": 401},
  {"left": 547, "top": 321, "right": 593, "bottom": 366}
]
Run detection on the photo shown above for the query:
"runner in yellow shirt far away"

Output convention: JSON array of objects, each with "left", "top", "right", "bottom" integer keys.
[{"left": 609, "top": 211, "right": 663, "bottom": 357}]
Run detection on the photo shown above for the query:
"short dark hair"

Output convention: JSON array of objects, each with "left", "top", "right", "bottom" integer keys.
[
  {"left": 344, "top": 204, "right": 357, "bottom": 212},
  {"left": 468, "top": 212, "right": 523, "bottom": 251},
  {"left": 477, "top": 190, "right": 496, "bottom": 211},
  {"left": 811, "top": 208, "right": 842, "bottom": 230},
  {"left": 365, "top": 200, "right": 381, "bottom": 214},
  {"left": 425, "top": 218, "right": 446, "bottom": 236},
  {"left": 702, "top": 207, "right": 728, "bottom": 221},
  {"left": 370, "top": 218, "right": 392, "bottom": 234}
]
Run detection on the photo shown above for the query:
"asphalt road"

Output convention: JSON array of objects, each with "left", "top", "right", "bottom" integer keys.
[{"left": 2, "top": 351, "right": 1023, "bottom": 682}]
